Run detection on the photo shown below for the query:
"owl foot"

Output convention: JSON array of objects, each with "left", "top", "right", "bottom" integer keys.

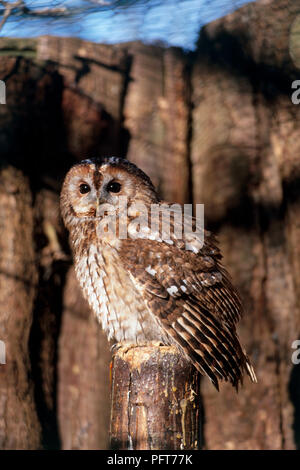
[{"left": 111, "top": 340, "right": 165, "bottom": 356}]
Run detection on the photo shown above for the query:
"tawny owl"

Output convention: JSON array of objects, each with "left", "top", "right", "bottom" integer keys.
[{"left": 60, "top": 156, "right": 256, "bottom": 390}]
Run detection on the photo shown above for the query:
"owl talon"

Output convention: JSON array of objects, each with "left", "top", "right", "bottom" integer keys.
[
  {"left": 111, "top": 342, "right": 137, "bottom": 356},
  {"left": 110, "top": 343, "right": 120, "bottom": 354},
  {"left": 111, "top": 340, "right": 165, "bottom": 356}
]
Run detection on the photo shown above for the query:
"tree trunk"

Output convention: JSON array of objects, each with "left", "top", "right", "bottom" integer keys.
[
  {"left": 124, "top": 43, "right": 191, "bottom": 204},
  {"left": 0, "top": 166, "right": 41, "bottom": 449},
  {"left": 58, "top": 268, "right": 111, "bottom": 450}
]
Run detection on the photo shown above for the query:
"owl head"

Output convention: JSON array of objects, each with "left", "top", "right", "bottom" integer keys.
[{"left": 60, "top": 157, "right": 159, "bottom": 229}]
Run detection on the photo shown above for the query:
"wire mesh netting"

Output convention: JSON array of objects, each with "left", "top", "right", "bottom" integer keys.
[{"left": 0, "top": 0, "right": 256, "bottom": 49}]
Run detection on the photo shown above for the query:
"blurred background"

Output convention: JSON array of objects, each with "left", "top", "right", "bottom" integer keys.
[{"left": 0, "top": 0, "right": 300, "bottom": 450}]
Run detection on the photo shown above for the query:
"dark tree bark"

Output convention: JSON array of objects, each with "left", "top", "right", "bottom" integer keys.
[
  {"left": 0, "top": 166, "right": 41, "bottom": 449},
  {"left": 110, "top": 345, "right": 201, "bottom": 450},
  {"left": 124, "top": 43, "right": 191, "bottom": 204},
  {"left": 37, "top": 36, "right": 131, "bottom": 159},
  {"left": 58, "top": 268, "right": 111, "bottom": 450}
]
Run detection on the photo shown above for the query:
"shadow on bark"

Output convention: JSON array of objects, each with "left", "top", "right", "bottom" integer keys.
[{"left": 196, "top": 28, "right": 297, "bottom": 104}]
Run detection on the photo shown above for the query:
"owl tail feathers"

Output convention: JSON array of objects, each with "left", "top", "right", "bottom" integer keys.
[
  {"left": 191, "top": 360, "right": 220, "bottom": 391},
  {"left": 210, "top": 376, "right": 220, "bottom": 392},
  {"left": 209, "top": 355, "right": 257, "bottom": 393},
  {"left": 245, "top": 357, "right": 257, "bottom": 383},
  {"left": 189, "top": 345, "right": 257, "bottom": 392},
  {"left": 231, "top": 359, "right": 257, "bottom": 393},
  {"left": 233, "top": 354, "right": 257, "bottom": 393}
]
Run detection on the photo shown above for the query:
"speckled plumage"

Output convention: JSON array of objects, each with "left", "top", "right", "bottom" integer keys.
[{"left": 60, "top": 157, "right": 256, "bottom": 390}]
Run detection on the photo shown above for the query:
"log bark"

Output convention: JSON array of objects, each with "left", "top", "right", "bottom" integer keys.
[
  {"left": 58, "top": 268, "right": 111, "bottom": 450},
  {"left": 124, "top": 43, "right": 191, "bottom": 204},
  {"left": 0, "top": 166, "right": 41, "bottom": 449},
  {"left": 30, "top": 188, "right": 69, "bottom": 448},
  {"left": 110, "top": 345, "right": 201, "bottom": 450},
  {"left": 37, "top": 36, "right": 131, "bottom": 159}
]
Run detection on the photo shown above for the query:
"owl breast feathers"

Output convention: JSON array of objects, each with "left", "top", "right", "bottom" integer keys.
[{"left": 60, "top": 156, "right": 257, "bottom": 390}]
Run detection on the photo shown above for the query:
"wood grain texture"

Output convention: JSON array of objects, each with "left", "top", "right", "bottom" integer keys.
[
  {"left": 0, "top": 166, "right": 40, "bottom": 449},
  {"left": 110, "top": 345, "right": 201, "bottom": 450},
  {"left": 124, "top": 43, "right": 190, "bottom": 204},
  {"left": 58, "top": 268, "right": 111, "bottom": 450}
]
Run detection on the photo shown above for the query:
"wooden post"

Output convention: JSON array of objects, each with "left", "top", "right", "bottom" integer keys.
[{"left": 110, "top": 345, "right": 202, "bottom": 450}]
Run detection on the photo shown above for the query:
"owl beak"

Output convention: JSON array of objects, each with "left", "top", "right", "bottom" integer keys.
[
  {"left": 96, "top": 195, "right": 112, "bottom": 218},
  {"left": 95, "top": 197, "right": 106, "bottom": 217},
  {"left": 95, "top": 198, "right": 101, "bottom": 217}
]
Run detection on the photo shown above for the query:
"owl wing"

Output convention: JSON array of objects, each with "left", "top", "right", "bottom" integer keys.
[{"left": 119, "top": 234, "right": 256, "bottom": 390}]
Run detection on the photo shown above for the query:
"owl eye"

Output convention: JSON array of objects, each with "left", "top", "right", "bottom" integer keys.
[
  {"left": 106, "top": 181, "right": 121, "bottom": 193},
  {"left": 79, "top": 183, "right": 91, "bottom": 194}
]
